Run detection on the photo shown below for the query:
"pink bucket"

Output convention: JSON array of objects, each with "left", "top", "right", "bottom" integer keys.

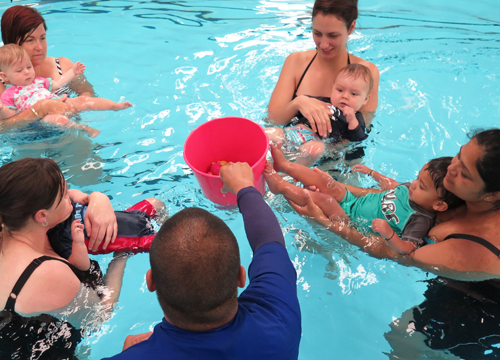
[{"left": 183, "top": 117, "right": 269, "bottom": 205}]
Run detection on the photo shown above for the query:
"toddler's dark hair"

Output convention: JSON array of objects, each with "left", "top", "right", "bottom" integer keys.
[{"left": 427, "top": 156, "right": 464, "bottom": 210}]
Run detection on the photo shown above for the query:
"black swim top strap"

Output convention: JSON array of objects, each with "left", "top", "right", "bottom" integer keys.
[
  {"left": 347, "top": 53, "right": 351, "bottom": 65},
  {"left": 5, "top": 256, "right": 73, "bottom": 311},
  {"left": 444, "top": 233, "right": 500, "bottom": 258},
  {"left": 55, "top": 58, "right": 63, "bottom": 76},
  {"left": 293, "top": 52, "right": 318, "bottom": 99}
]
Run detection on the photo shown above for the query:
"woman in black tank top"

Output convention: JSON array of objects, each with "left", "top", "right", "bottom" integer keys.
[
  {"left": 0, "top": 158, "right": 131, "bottom": 359},
  {"left": 267, "top": 0, "right": 380, "bottom": 135}
]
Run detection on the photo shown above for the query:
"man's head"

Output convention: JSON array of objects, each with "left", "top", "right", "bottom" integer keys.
[
  {"left": 148, "top": 207, "right": 244, "bottom": 328},
  {"left": 330, "top": 63, "right": 373, "bottom": 113},
  {"left": 409, "top": 157, "right": 464, "bottom": 213}
]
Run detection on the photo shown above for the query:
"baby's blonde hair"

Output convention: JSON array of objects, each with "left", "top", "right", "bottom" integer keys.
[{"left": 0, "top": 44, "right": 29, "bottom": 71}]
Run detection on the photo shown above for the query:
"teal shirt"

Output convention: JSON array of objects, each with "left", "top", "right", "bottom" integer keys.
[{"left": 340, "top": 184, "right": 434, "bottom": 246}]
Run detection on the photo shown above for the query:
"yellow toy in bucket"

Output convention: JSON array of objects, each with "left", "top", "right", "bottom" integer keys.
[{"left": 208, "top": 161, "right": 228, "bottom": 176}]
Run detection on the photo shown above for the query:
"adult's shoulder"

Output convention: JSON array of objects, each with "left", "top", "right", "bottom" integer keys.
[
  {"left": 284, "top": 49, "right": 317, "bottom": 68},
  {"left": 16, "top": 258, "right": 81, "bottom": 314},
  {"left": 350, "top": 55, "right": 379, "bottom": 78},
  {"left": 54, "top": 56, "right": 75, "bottom": 72}
]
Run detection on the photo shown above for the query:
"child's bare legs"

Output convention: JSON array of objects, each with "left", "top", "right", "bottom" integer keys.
[
  {"left": 66, "top": 96, "right": 132, "bottom": 112},
  {"left": 42, "top": 114, "right": 100, "bottom": 138},
  {"left": 296, "top": 140, "right": 325, "bottom": 167},
  {"left": 264, "top": 161, "right": 345, "bottom": 218},
  {"left": 43, "top": 114, "right": 70, "bottom": 126},
  {"left": 270, "top": 143, "right": 346, "bottom": 202}
]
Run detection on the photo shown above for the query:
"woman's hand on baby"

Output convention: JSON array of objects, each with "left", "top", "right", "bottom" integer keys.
[
  {"left": 372, "top": 219, "right": 393, "bottom": 239},
  {"left": 287, "top": 191, "right": 330, "bottom": 224},
  {"left": 71, "top": 219, "right": 85, "bottom": 245},
  {"left": 220, "top": 162, "right": 254, "bottom": 194},
  {"left": 84, "top": 192, "right": 118, "bottom": 251},
  {"left": 73, "top": 61, "right": 86, "bottom": 76},
  {"left": 296, "top": 95, "right": 332, "bottom": 137},
  {"left": 351, "top": 164, "right": 372, "bottom": 175}
]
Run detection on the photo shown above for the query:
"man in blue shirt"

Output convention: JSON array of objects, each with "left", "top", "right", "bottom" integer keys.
[{"left": 103, "top": 162, "right": 301, "bottom": 360}]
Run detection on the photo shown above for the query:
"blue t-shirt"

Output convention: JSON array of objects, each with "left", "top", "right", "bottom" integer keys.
[{"left": 102, "top": 187, "right": 301, "bottom": 360}]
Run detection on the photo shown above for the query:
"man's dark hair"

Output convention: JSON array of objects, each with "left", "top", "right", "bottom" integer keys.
[
  {"left": 427, "top": 156, "right": 464, "bottom": 210},
  {"left": 150, "top": 207, "right": 241, "bottom": 325}
]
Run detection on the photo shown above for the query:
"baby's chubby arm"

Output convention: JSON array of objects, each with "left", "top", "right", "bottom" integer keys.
[
  {"left": 52, "top": 61, "right": 86, "bottom": 91},
  {"left": 0, "top": 99, "right": 18, "bottom": 120},
  {"left": 372, "top": 219, "right": 416, "bottom": 255},
  {"left": 68, "top": 219, "right": 91, "bottom": 271},
  {"left": 341, "top": 105, "right": 359, "bottom": 130},
  {"left": 352, "top": 164, "right": 400, "bottom": 191},
  {"left": 68, "top": 189, "right": 90, "bottom": 205}
]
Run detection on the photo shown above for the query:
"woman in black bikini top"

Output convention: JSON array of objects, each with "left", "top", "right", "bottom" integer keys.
[
  {"left": 267, "top": 0, "right": 380, "bottom": 136},
  {"left": 293, "top": 128, "right": 500, "bottom": 279}
]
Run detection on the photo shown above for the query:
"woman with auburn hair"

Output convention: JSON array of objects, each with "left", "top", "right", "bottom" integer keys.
[
  {"left": 0, "top": 5, "right": 94, "bottom": 126},
  {"left": 267, "top": 0, "right": 379, "bottom": 136}
]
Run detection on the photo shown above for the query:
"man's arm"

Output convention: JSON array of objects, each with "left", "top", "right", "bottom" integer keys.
[
  {"left": 219, "top": 162, "right": 285, "bottom": 252},
  {"left": 237, "top": 187, "right": 285, "bottom": 252}
]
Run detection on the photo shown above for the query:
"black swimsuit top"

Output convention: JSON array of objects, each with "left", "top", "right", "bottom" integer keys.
[
  {"left": 444, "top": 233, "right": 500, "bottom": 258},
  {"left": 0, "top": 256, "right": 103, "bottom": 360},
  {"left": 292, "top": 51, "right": 351, "bottom": 99}
]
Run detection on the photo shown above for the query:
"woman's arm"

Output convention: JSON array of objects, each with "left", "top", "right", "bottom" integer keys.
[
  {"left": 84, "top": 192, "right": 118, "bottom": 251},
  {"left": 267, "top": 52, "right": 332, "bottom": 137},
  {"left": 0, "top": 98, "right": 74, "bottom": 131},
  {"left": 57, "top": 57, "right": 95, "bottom": 97},
  {"left": 359, "top": 61, "right": 380, "bottom": 128},
  {"left": 288, "top": 192, "right": 500, "bottom": 281}
]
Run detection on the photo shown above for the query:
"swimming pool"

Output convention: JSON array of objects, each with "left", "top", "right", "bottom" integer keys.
[{"left": 1, "top": 0, "right": 499, "bottom": 359}]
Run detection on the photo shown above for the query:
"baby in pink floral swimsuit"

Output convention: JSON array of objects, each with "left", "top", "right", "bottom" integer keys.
[{"left": 0, "top": 44, "right": 132, "bottom": 137}]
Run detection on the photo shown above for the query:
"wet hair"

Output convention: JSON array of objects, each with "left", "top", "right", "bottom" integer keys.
[
  {"left": 1, "top": 5, "right": 47, "bottom": 46},
  {"left": 150, "top": 207, "right": 240, "bottom": 325},
  {"left": 470, "top": 128, "right": 500, "bottom": 209},
  {"left": 312, "top": 0, "right": 358, "bottom": 29},
  {"left": 0, "top": 158, "right": 65, "bottom": 232},
  {"left": 0, "top": 44, "right": 30, "bottom": 72},
  {"left": 426, "top": 157, "right": 464, "bottom": 210},
  {"left": 337, "top": 63, "right": 374, "bottom": 94}
]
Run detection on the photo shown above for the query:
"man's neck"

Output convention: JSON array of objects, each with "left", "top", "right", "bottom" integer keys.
[{"left": 164, "top": 302, "right": 238, "bottom": 332}]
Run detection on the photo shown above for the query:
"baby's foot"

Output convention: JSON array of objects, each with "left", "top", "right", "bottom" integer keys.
[
  {"left": 264, "top": 161, "right": 288, "bottom": 195},
  {"left": 84, "top": 126, "right": 101, "bottom": 138},
  {"left": 270, "top": 142, "right": 290, "bottom": 173},
  {"left": 113, "top": 101, "right": 133, "bottom": 110}
]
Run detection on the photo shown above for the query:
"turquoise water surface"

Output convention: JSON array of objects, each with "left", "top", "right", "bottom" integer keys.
[{"left": 1, "top": 0, "right": 499, "bottom": 359}]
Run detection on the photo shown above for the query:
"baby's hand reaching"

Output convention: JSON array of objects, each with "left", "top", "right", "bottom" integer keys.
[
  {"left": 73, "top": 61, "right": 86, "bottom": 76},
  {"left": 351, "top": 164, "right": 373, "bottom": 175},
  {"left": 372, "top": 219, "right": 394, "bottom": 239},
  {"left": 71, "top": 219, "right": 85, "bottom": 245}
]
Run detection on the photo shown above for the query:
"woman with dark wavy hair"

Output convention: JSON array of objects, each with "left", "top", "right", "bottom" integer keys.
[{"left": 267, "top": 0, "right": 379, "bottom": 135}]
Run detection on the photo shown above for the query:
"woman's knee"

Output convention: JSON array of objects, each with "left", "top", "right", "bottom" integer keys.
[
  {"left": 302, "top": 140, "right": 325, "bottom": 157},
  {"left": 265, "top": 127, "right": 285, "bottom": 143}
]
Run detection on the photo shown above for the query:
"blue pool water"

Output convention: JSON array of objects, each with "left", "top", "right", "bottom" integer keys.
[{"left": 1, "top": 0, "right": 499, "bottom": 359}]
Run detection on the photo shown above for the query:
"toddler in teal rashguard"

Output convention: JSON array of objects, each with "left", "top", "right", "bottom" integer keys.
[{"left": 265, "top": 143, "right": 464, "bottom": 255}]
